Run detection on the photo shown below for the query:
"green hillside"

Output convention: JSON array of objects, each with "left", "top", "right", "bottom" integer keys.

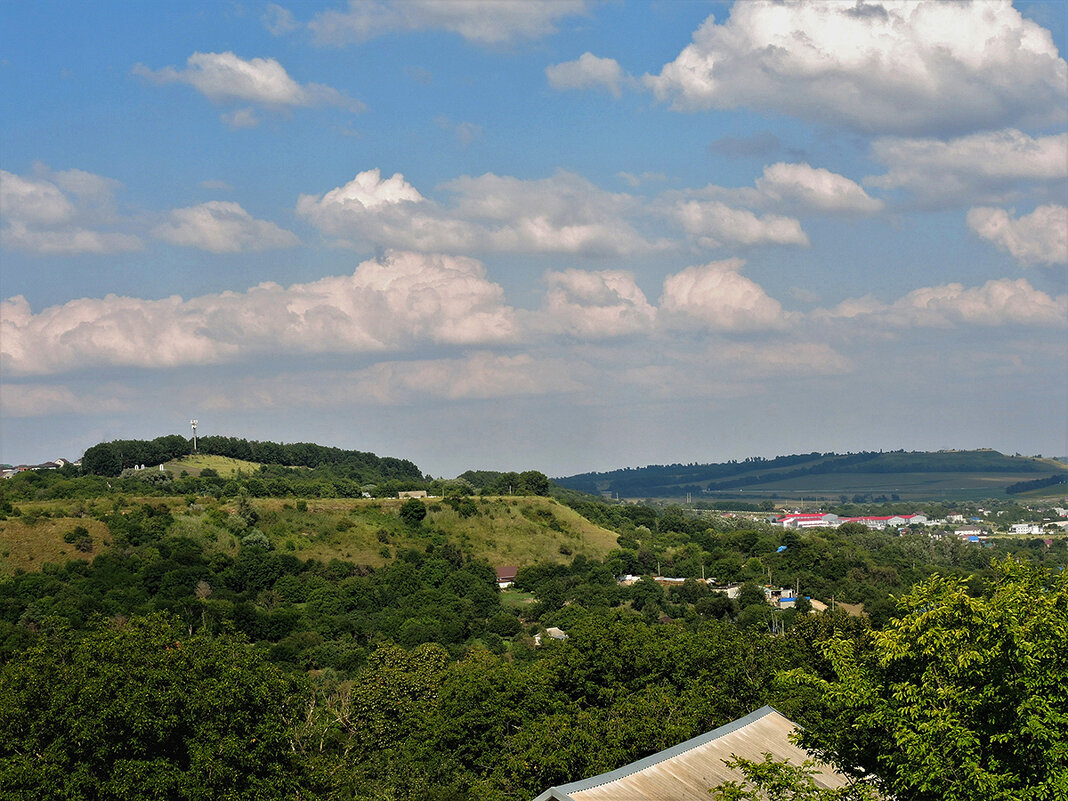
[
  {"left": 163, "top": 454, "right": 265, "bottom": 477},
  {"left": 557, "top": 450, "right": 1067, "bottom": 501},
  {"left": 0, "top": 494, "right": 619, "bottom": 577}
]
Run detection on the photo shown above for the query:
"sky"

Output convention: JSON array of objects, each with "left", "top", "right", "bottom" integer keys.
[{"left": 1, "top": 0, "right": 1066, "bottom": 478}]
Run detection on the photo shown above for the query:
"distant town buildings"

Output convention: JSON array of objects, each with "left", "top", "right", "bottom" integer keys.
[{"left": 772, "top": 512, "right": 928, "bottom": 530}]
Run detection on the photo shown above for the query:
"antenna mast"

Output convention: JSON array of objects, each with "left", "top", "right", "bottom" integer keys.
[{"left": 190, "top": 420, "right": 198, "bottom": 453}]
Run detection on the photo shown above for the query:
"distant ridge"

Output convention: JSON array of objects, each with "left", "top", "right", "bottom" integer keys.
[{"left": 556, "top": 450, "right": 1068, "bottom": 501}]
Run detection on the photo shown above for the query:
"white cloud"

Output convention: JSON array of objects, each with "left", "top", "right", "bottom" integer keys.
[
  {"left": 537, "top": 269, "right": 656, "bottom": 338},
  {"left": 0, "top": 383, "right": 129, "bottom": 418},
  {"left": 298, "top": 168, "right": 655, "bottom": 257},
  {"left": 305, "top": 168, "right": 425, "bottom": 211},
  {"left": 262, "top": 3, "right": 299, "bottom": 36},
  {"left": 616, "top": 171, "right": 667, "bottom": 188},
  {"left": 196, "top": 352, "right": 584, "bottom": 411},
  {"left": 714, "top": 341, "right": 852, "bottom": 376},
  {"left": 670, "top": 200, "right": 808, "bottom": 249},
  {"left": 0, "top": 167, "right": 142, "bottom": 255},
  {"left": 1, "top": 223, "right": 143, "bottom": 255},
  {"left": 199, "top": 179, "right": 234, "bottom": 191},
  {"left": 819, "top": 278, "right": 1068, "bottom": 328},
  {"left": 434, "top": 115, "right": 483, "bottom": 146},
  {"left": 0, "top": 251, "right": 517, "bottom": 376},
  {"left": 660, "top": 163, "right": 879, "bottom": 237},
  {"left": 644, "top": 0, "right": 1067, "bottom": 135},
  {"left": 659, "top": 258, "right": 787, "bottom": 331},
  {"left": 546, "top": 53, "right": 625, "bottom": 97},
  {"left": 967, "top": 205, "right": 1068, "bottom": 266},
  {"left": 152, "top": 201, "right": 299, "bottom": 253},
  {"left": 868, "top": 129, "right": 1068, "bottom": 206},
  {"left": 349, "top": 353, "right": 583, "bottom": 403},
  {"left": 309, "top": 0, "right": 588, "bottom": 46},
  {"left": 221, "top": 107, "right": 260, "bottom": 129},
  {"left": 133, "top": 51, "right": 364, "bottom": 115},
  {"left": 755, "top": 163, "right": 883, "bottom": 214}
]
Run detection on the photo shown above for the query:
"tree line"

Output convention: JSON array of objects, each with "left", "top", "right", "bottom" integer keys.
[{"left": 80, "top": 435, "right": 422, "bottom": 480}]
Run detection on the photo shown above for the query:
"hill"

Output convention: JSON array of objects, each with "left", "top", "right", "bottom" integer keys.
[
  {"left": 0, "top": 494, "right": 620, "bottom": 577},
  {"left": 556, "top": 450, "right": 1068, "bottom": 501},
  {"left": 80, "top": 434, "right": 422, "bottom": 482}
]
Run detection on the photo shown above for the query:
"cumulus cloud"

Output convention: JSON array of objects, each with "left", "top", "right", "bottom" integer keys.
[
  {"left": 659, "top": 258, "right": 787, "bottom": 330},
  {"left": 755, "top": 163, "right": 883, "bottom": 214},
  {"left": 309, "top": 0, "right": 588, "bottom": 45},
  {"left": 0, "top": 166, "right": 142, "bottom": 255},
  {"left": 546, "top": 53, "right": 625, "bottom": 97},
  {"left": 536, "top": 269, "right": 656, "bottom": 338},
  {"left": 152, "top": 201, "right": 299, "bottom": 253},
  {"left": 133, "top": 51, "right": 364, "bottom": 118},
  {"left": 669, "top": 200, "right": 808, "bottom": 249},
  {"left": 967, "top": 205, "right": 1068, "bottom": 266},
  {"left": 867, "top": 130, "right": 1068, "bottom": 206},
  {"left": 818, "top": 278, "right": 1067, "bottom": 328},
  {"left": 660, "top": 162, "right": 880, "bottom": 242},
  {"left": 298, "top": 168, "right": 654, "bottom": 257},
  {"left": 0, "top": 251, "right": 517, "bottom": 376},
  {"left": 644, "top": 0, "right": 1067, "bottom": 135}
]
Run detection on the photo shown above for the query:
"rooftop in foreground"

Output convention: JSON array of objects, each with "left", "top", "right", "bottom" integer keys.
[{"left": 532, "top": 706, "right": 849, "bottom": 801}]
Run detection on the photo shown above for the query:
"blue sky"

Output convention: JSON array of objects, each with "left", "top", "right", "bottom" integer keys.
[{"left": 2, "top": 0, "right": 1066, "bottom": 477}]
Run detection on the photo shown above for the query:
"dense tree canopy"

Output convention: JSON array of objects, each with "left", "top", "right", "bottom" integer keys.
[
  {"left": 0, "top": 615, "right": 313, "bottom": 800},
  {"left": 788, "top": 559, "right": 1068, "bottom": 801}
]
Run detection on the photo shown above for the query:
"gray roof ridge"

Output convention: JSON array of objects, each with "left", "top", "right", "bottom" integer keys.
[{"left": 531, "top": 705, "right": 782, "bottom": 801}]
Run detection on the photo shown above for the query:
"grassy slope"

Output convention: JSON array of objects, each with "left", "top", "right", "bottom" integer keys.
[
  {"left": 162, "top": 454, "right": 265, "bottom": 477},
  {"left": 0, "top": 516, "right": 112, "bottom": 574},
  {"left": 0, "top": 495, "right": 621, "bottom": 576},
  {"left": 257, "top": 496, "right": 620, "bottom": 567}
]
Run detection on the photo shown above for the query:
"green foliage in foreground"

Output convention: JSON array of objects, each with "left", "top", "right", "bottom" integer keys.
[
  {"left": 711, "top": 754, "right": 879, "bottom": 801},
  {"left": 0, "top": 615, "right": 313, "bottom": 800},
  {"left": 0, "top": 560, "right": 1065, "bottom": 800},
  {"left": 787, "top": 559, "right": 1068, "bottom": 801}
]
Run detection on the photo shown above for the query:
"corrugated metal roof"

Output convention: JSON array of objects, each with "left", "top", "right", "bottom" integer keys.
[{"left": 532, "top": 706, "right": 849, "bottom": 801}]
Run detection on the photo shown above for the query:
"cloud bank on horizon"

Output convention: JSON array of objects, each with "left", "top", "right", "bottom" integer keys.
[{"left": 1, "top": 0, "right": 1066, "bottom": 475}]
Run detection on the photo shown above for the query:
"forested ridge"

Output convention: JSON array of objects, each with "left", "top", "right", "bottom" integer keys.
[
  {"left": 1, "top": 444, "right": 1066, "bottom": 799},
  {"left": 557, "top": 449, "right": 1065, "bottom": 498},
  {"left": 80, "top": 435, "right": 422, "bottom": 481}
]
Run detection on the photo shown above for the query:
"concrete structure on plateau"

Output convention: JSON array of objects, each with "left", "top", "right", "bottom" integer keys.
[{"left": 531, "top": 706, "right": 850, "bottom": 800}]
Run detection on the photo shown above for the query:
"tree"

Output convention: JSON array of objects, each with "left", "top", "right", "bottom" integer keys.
[
  {"left": 399, "top": 498, "right": 428, "bottom": 527},
  {"left": 0, "top": 614, "right": 312, "bottom": 799},
  {"left": 711, "top": 753, "right": 880, "bottom": 800},
  {"left": 518, "top": 470, "right": 551, "bottom": 496},
  {"left": 787, "top": 559, "right": 1068, "bottom": 801}
]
